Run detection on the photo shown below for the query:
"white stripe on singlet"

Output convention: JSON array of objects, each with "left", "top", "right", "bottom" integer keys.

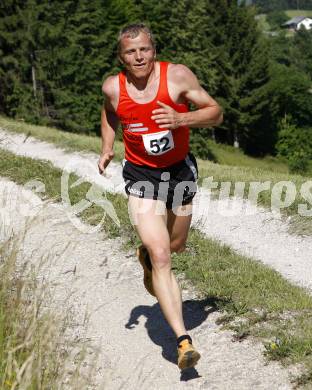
[{"left": 128, "top": 123, "right": 149, "bottom": 132}]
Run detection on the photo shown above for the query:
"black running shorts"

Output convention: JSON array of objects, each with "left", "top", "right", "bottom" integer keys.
[{"left": 122, "top": 153, "right": 198, "bottom": 209}]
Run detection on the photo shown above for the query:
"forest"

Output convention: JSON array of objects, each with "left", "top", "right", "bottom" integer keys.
[
  {"left": 251, "top": 0, "right": 312, "bottom": 12},
  {"left": 1, "top": 0, "right": 312, "bottom": 172}
]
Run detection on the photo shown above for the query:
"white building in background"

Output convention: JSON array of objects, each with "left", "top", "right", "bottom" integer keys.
[{"left": 282, "top": 16, "right": 312, "bottom": 31}]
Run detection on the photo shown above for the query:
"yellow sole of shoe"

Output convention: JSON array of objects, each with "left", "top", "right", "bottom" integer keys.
[{"left": 178, "top": 350, "right": 201, "bottom": 370}]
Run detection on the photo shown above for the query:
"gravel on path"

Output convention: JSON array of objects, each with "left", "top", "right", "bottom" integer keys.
[
  {"left": 0, "top": 177, "right": 298, "bottom": 389},
  {"left": 1, "top": 128, "right": 312, "bottom": 292}
]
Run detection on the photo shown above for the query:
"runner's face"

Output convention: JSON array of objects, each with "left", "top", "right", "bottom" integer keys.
[{"left": 119, "top": 32, "right": 156, "bottom": 78}]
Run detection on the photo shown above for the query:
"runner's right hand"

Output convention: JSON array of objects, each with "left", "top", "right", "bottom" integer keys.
[{"left": 98, "top": 151, "right": 114, "bottom": 174}]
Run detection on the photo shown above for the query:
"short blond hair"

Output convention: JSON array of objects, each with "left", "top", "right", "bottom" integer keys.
[{"left": 117, "top": 23, "right": 156, "bottom": 53}]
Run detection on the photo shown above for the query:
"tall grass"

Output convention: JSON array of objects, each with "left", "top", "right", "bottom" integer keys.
[
  {"left": 2, "top": 119, "right": 312, "bottom": 384},
  {"left": 0, "top": 232, "right": 96, "bottom": 389}
]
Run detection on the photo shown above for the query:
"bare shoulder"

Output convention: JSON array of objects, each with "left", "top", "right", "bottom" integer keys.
[
  {"left": 102, "top": 74, "right": 119, "bottom": 111},
  {"left": 168, "top": 63, "right": 198, "bottom": 83},
  {"left": 168, "top": 64, "right": 201, "bottom": 96},
  {"left": 102, "top": 75, "right": 119, "bottom": 98}
]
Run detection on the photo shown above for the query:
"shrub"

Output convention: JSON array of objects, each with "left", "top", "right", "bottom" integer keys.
[
  {"left": 266, "top": 10, "right": 289, "bottom": 30},
  {"left": 190, "top": 130, "right": 216, "bottom": 160},
  {"left": 276, "top": 117, "right": 312, "bottom": 174}
]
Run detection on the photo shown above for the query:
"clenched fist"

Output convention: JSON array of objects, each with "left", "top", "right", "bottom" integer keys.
[{"left": 98, "top": 150, "right": 114, "bottom": 174}]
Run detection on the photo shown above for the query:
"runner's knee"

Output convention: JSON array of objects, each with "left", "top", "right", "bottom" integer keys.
[{"left": 147, "top": 246, "right": 171, "bottom": 270}]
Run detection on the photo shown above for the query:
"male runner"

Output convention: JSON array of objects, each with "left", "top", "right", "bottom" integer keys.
[{"left": 98, "top": 24, "right": 223, "bottom": 370}]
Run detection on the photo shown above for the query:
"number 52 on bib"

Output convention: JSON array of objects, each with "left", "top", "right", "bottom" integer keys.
[{"left": 142, "top": 130, "right": 174, "bottom": 156}]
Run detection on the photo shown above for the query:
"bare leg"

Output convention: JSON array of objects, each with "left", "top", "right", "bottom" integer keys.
[
  {"left": 167, "top": 203, "right": 193, "bottom": 253},
  {"left": 128, "top": 196, "right": 187, "bottom": 337}
]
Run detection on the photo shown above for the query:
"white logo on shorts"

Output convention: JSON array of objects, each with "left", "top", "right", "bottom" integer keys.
[{"left": 128, "top": 187, "right": 143, "bottom": 196}]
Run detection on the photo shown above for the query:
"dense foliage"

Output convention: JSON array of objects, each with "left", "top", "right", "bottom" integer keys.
[
  {"left": 0, "top": 0, "right": 312, "bottom": 166},
  {"left": 266, "top": 10, "right": 289, "bottom": 29},
  {"left": 268, "top": 28, "right": 312, "bottom": 171},
  {"left": 252, "top": 0, "right": 312, "bottom": 12},
  {"left": 276, "top": 117, "right": 312, "bottom": 173}
]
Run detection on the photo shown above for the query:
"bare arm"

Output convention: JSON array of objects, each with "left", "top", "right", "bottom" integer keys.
[
  {"left": 179, "top": 65, "right": 223, "bottom": 127},
  {"left": 100, "top": 98, "right": 119, "bottom": 154},
  {"left": 98, "top": 76, "right": 119, "bottom": 174},
  {"left": 151, "top": 64, "right": 223, "bottom": 129}
]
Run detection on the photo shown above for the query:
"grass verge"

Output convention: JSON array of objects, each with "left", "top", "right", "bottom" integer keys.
[
  {"left": 0, "top": 114, "right": 288, "bottom": 172},
  {"left": 0, "top": 233, "right": 96, "bottom": 389},
  {"left": 204, "top": 138, "right": 288, "bottom": 173},
  {"left": 1, "top": 148, "right": 312, "bottom": 386},
  {"left": 1, "top": 115, "right": 311, "bottom": 236},
  {"left": 0, "top": 115, "right": 125, "bottom": 161},
  {"left": 197, "top": 160, "right": 312, "bottom": 235}
]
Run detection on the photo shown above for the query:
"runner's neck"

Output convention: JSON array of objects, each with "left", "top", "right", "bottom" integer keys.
[{"left": 126, "top": 62, "right": 159, "bottom": 92}]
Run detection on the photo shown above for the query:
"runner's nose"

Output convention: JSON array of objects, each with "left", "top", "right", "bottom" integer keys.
[{"left": 135, "top": 49, "right": 143, "bottom": 61}]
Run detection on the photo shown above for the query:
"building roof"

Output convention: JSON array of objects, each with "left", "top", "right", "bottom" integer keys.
[{"left": 283, "top": 16, "right": 310, "bottom": 26}]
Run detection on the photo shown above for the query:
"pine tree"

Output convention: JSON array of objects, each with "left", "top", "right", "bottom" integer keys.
[
  {"left": 207, "top": 0, "right": 273, "bottom": 155},
  {"left": 268, "top": 62, "right": 312, "bottom": 128},
  {"left": 136, "top": 0, "right": 228, "bottom": 157},
  {"left": 2, "top": 0, "right": 310, "bottom": 158},
  {"left": 292, "top": 29, "right": 312, "bottom": 79},
  {"left": 0, "top": 0, "right": 41, "bottom": 121}
]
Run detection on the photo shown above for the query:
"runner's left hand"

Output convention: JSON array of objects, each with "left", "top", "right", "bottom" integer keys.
[{"left": 151, "top": 101, "right": 183, "bottom": 129}]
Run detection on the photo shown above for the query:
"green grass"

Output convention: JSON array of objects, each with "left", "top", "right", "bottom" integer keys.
[
  {"left": 177, "top": 230, "right": 312, "bottom": 386},
  {"left": 0, "top": 148, "right": 130, "bottom": 240},
  {"left": 257, "top": 10, "right": 312, "bottom": 39},
  {"left": 0, "top": 115, "right": 125, "bottom": 161},
  {"left": 204, "top": 139, "right": 288, "bottom": 172},
  {"left": 198, "top": 160, "right": 312, "bottom": 235},
  {"left": 0, "top": 234, "right": 94, "bottom": 389},
  {"left": 1, "top": 115, "right": 311, "bottom": 235},
  {"left": 285, "top": 9, "right": 312, "bottom": 18},
  {"left": 0, "top": 114, "right": 288, "bottom": 173},
  {"left": 1, "top": 148, "right": 312, "bottom": 385}
]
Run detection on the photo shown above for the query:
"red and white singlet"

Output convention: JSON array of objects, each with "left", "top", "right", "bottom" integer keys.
[{"left": 116, "top": 61, "right": 190, "bottom": 168}]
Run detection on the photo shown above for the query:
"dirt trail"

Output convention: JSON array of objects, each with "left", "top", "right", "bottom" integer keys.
[
  {"left": 0, "top": 127, "right": 309, "bottom": 388},
  {"left": 1, "top": 128, "right": 312, "bottom": 292},
  {"left": 0, "top": 178, "right": 297, "bottom": 389}
]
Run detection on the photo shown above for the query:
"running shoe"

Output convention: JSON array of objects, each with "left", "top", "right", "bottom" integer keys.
[
  {"left": 137, "top": 245, "right": 155, "bottom": 297},
  {"left": 177, "top": 339, "right": 201, "bottom": 370}
]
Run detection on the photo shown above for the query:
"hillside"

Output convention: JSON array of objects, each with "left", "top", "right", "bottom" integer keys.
[{"left": 285, "top": 9, "right": 312, "bottom": 18}]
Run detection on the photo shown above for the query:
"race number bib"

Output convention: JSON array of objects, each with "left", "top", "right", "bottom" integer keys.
[{"left": 142, "top": 130, "right": 174, "bottom": 156}]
